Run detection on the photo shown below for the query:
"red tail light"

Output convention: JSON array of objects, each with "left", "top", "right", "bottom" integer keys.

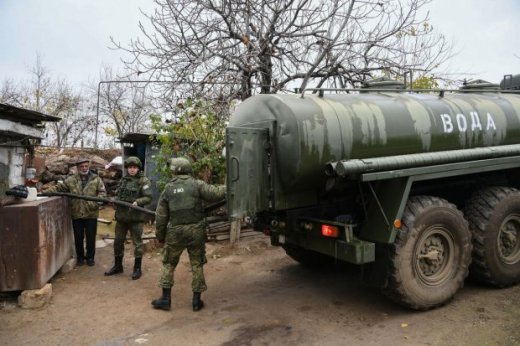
[{"left": 321, "top": 224, "right": 339, "bottom": 238}]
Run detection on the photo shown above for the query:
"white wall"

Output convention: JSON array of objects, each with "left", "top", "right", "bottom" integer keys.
[{"left": 0, "top": 146, "right": 26, "bottom": 188}]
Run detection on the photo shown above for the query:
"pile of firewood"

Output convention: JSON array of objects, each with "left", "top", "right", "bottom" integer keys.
[{"left": 206, "top": 217, "right": 261, "bottom": 241}]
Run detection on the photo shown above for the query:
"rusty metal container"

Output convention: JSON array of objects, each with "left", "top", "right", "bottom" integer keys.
[{"left": 0, "top": 196, "right": 73, "bottom": 291}]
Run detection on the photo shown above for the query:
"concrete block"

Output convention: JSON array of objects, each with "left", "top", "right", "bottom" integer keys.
[
  {"left": 59, "top": 258, "right": 76, "bottom": 274},
  {"left": 18, "top": 283, "right": 52, "bottom": 309}
]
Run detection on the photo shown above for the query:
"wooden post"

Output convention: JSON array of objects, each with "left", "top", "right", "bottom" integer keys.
[{"left": 229, "top": 219, "right": 241, "bottom": 246}]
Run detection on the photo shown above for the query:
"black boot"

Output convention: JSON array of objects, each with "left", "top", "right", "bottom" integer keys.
[
  {"left": 132, "top": 257, "right": 142, "bottom": 280},
  {"left": 192, "top": 292, "right": 204, "bottom": 312},
  {"left": 151, "top": 288, "right": 171, "bottom": 310},
  {"left": 104, "top": 256, "right": 123, "bottom": 276}
]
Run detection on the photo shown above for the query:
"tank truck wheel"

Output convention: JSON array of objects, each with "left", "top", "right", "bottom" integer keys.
[
  {"left": 282, "top": 244, "right": 332, "bottom": 267},
  {"left": 464, "top": 187, "right": 520, "bottom": 287},
  {"left": 383, "top": 196, "right": 472, "bottom": 310}
]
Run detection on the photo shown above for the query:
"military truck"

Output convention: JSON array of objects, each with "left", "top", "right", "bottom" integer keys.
[{"left": 225, "top": 76, "right": 520, "bottom": 309}]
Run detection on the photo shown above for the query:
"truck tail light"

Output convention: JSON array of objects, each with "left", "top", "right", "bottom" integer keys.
[{"left": 321, "top": 224, "right": 339, "bottom": 238}]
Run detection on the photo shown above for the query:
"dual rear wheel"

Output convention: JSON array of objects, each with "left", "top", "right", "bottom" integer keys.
[
  {"left": 464, "top": 187, "right": 520, "bottom": 287},
  {"left": 385, "top": 188, "right": 520, "bottom": 309}
]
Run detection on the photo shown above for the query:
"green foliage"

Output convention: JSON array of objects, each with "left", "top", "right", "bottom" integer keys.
[
  {"left": 411, "top": 75, "right": 439, "bottom": 89},
  {"left": 151, "top": 98, "right": 228, "bottom": 190},
  {"left": 377, "top": 72, "right": 439, "bottom": 90}
]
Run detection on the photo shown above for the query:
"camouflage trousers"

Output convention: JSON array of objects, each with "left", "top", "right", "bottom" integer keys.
[
  {"left": 159, "top": 222, "right": 207, "bottom": 292},
  {"left": 113, "top": 221, "right": 144, "bottom": 258}
]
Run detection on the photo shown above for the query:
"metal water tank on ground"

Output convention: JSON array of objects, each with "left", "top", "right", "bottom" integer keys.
[{"left": 0, "top": 197, "right": 73, "bottom": 291}]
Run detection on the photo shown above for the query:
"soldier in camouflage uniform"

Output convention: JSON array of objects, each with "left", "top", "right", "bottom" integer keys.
[
  {"left": 152, "top": 157, "right": 225, "bottom": 311},
  {"left": 45, "top": 157, "right": 106, "bottom": 266},
  {"left": 105, "top": 156, "right": 152, "bottom": 280}
]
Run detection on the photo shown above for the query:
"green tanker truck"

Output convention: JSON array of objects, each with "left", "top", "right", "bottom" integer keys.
[{"left": 225, "top": 77, "right": 520, "bottom": 309}]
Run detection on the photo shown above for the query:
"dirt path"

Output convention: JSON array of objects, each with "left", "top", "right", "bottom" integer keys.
[{"left": 1, "top": 235, "right": 519, "bottom": 346}]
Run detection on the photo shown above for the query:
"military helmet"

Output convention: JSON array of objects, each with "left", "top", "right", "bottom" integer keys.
[
  {"left": 170, "top": 157, "right": 192, "bottom": 174},
  {"left": 125, "top": 156, "right": 142, "bottom": 168}
]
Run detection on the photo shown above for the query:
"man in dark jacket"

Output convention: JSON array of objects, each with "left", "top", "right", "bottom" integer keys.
[
  {"left": 105, "top": 156, "right": 152, "bottom": 280},
  {"left": 151, "top": 157, "right": 225, "bottom": 311},
  {"left": 45, "top": 157, "right": 106, "bottom": 266}
]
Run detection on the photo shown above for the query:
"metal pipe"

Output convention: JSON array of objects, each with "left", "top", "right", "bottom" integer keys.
[
  {"left": 38, "top": 192, "right": 226, "bottom": 215},
  {"left": 328, "top": 144, "right": 520, "bottom": 177},
  {"left": 300, "top": 87, "right": 520, "bottom": 98},
  {"left": 38, "top": 192, "right": 156, "bottom": 215}
]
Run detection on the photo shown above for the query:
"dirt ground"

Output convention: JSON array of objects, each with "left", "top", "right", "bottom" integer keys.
[{"left": 1, "top": 224, "right": 520, "bottom": 346}]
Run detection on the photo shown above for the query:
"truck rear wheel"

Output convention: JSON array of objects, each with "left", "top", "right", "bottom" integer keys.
[
  {"left": 464, "top": 187, "right": 520, "bottom": 286},
  {"left": 383, "top": 196, "right": 472, "bottom": 310}
]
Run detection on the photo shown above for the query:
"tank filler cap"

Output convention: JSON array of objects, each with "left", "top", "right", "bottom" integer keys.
[
  {"left": 361, "top": 77, "right": 405, "bottom": 90},
  {"left": 460, "top": 79, "right": 500, "bottom": 90}
]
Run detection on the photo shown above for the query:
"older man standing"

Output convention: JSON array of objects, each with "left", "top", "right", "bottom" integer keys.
[{"left": 45, "top": 157, "right": 106, "bottom": 266}]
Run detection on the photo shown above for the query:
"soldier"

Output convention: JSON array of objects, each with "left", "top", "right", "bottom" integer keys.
[
  {"left": 105, "top": 156, "right": 152, "bottom": 280},
  {"left": 152, "top": 157, "right": 225, "bottom": 311},
  {"left": 45, "top": 157, "right": 106, "bottom": 266}
]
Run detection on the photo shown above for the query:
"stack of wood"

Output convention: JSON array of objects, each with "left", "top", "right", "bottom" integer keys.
[{"left": 206, "top": 217, "right": 262, "bottom": 241}]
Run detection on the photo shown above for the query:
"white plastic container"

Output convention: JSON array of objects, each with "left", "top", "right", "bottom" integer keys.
[{"left": 25, "top": 187, "right": 37, "bottom": 202}]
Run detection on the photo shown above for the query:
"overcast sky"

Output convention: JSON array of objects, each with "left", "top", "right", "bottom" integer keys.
[{"left": 0, "top": 0, "right": 519, "bottom": 88}]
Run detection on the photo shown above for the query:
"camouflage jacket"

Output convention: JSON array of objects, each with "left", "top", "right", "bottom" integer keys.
[
  {"left": 46, "top": 171, "right": 106, "bottom": 220},
  {"left": 114, "top": 172, "right": 152, "bottom": 223},
  {"left": 155, "top": 175, "right": 226, "bottom": 242}
]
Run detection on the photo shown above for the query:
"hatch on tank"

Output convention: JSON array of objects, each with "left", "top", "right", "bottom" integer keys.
[{"left": 226, "top": 127, "right": 270, "bottom": 219}]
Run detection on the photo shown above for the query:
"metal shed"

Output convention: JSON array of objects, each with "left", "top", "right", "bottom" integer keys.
[
  {"left": 0, "top": 103, "right": 71, "bottom": 292},
  {"left": 0, "top": 103, "right": 60, "bottom": 196},
  {"left": 119, "top": 132, "right": 161, "bottom": 212}
]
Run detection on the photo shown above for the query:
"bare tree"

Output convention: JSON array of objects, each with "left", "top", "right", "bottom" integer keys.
[
  {"left": 113, "top": 0, "right": 452, "bottom": 101},
  {"left": 30, "top": 56, "right": 94, "bottom": 148},
  {"left": 93, "top": 66, "right": 155, "bottom": 142},
  {"left": 44, "top": 81, "right": 93, "bottom": 148},
  {"left": 1, "top": 55, "right": 93, "bottom": 148},
  {"left": 0, "top": 79, "right": 23, "bottom": 107}
]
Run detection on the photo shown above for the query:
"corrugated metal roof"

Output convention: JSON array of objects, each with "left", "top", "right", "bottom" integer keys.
[
  {"left": 0, "top": 103, "right": 61, "bottom": 125},
  {"left": 119, "top": 132, "right": 155, "bottom": 143}
]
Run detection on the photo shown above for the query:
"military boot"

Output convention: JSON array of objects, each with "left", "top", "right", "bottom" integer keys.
[
  {"left": 132, "top": 257, "right": 142, "bottom": 280},
  {"left": 192, "top": 292, "right": 204, "bottom": 311},
  {"left": 104, "top": 256, "right": 123, "bottom": 276},
  {"left": 151, "top": 288, "right": 171, "bottom": 310}
]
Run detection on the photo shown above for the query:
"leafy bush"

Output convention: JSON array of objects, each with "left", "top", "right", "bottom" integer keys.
[{"left": 150, "top": 98, "right": 227, "bottom": 189}]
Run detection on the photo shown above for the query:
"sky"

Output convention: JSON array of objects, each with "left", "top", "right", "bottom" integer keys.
[
  {"left": 0, "top": 0, "right": 519, "bottom": 88},
  {"left": 0, "top": 0, "right": 153, "bottom": 88}
]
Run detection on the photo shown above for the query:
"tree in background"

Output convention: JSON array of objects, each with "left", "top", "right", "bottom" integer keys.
[
  {"left": 114, "top": 0, "right": 452, "bottom": 103},
  {"left": 409, "top": 74, "right": 439, "bottom": 89},
  {"left": 0, "top": 55, "right": 92, "bottom": 148},
  {"left": 0, "top": 79, "right": 22, "bottom": 107},
  {"left": 93, "top": 66, "right": 155, "bottom": 145},
  {"left": 151, "top": 98, "right": 227, "bottom": 189}
]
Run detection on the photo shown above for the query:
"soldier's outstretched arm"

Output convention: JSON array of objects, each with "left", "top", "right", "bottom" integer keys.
[{"left": 198, "top": 181, "right": 226, "bottom": 203}]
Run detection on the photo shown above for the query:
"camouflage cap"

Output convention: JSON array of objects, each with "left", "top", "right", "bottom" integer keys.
[
  {"left": 125, "top": 156, "right": 142, "bottom": 168},
  {"left": 170, "top": 157, "right": 192, "bottom": 174}
]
